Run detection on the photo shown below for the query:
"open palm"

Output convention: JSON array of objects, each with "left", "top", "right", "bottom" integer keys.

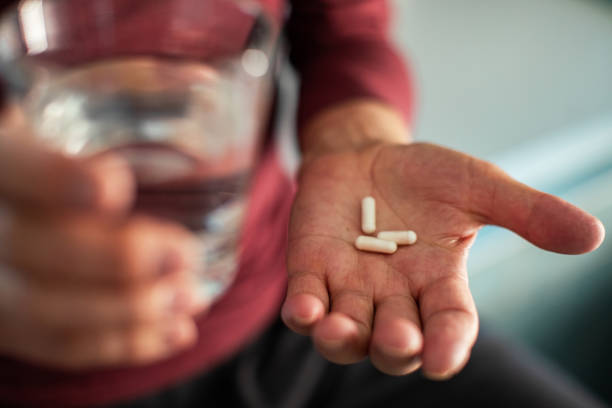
[{"left": 282, "top": 142, "right": 604, "bottom": 378}]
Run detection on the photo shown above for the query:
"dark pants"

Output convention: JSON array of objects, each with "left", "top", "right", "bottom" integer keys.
[{"left": 113, "top": 319, "right": 608, "bottom": 408}]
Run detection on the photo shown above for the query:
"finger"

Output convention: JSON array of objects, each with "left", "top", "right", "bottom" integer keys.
[
  {"left": 283, "top": 237, "right": 330, "bottom": 335},
  {"left": 282, "top": 272, "right": 329, "bottom": 335},
  {"left": 369, "top": 294, "right": 423, "bottom": 375},
  {"left": 63, "top": 316, "right": 197, "bottom": 369},
  {"left": 0, "top": 268, "right": 197, "bottom": 368},
  {"left": 312, "top": 287, "right": 373, "bottom": 365},
  {"left": 18, "top": 274, "right": 197, "bottom": 329},
  {"left": 471, "top": 160, "right": 605, "bottom": 254},
  {"left": 3, "top": 316, "right": 197, "bottom": 370},
  {"left": 419, "top": 275, "right": 478, "bottom": 380},
  {"left": 0, "top": 213, "right": 200, "bottom": 286},
  {"left": 0, "top": 134, "right": 133, "bottom": 211}
]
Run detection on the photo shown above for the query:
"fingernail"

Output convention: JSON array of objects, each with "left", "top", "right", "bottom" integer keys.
[
  {"left": 319, "top": 338, "right": 346, "bottom": 351},
  {"left": 380, "top": 338, "right": 416, "bottom": 358},
  {"left": 316, "top": 315, "right": 356, "bottom": 347},
  {"left": 408, "top": 356, "right": 423, "bottom": 369},
  {"left": 395, "top": 356, "right": 423, "bottom": 375},
  {"left": 407, "top": 356, "right": 423, "bottom": 372},
  {"left": 422, "top": 370, "right": 454, "bottom": 381},
  {"left": 282, "top": 304, "right": 316, "bottom": 327},
  {"left": 379, "top": 322, "right": 423, "bottom": 357}
]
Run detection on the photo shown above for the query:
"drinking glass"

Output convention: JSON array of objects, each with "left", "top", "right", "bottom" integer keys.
[{"left": 0, "top": 0, "right": 277, "bottom": 303}]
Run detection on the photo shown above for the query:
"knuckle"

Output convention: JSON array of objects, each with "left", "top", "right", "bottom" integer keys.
[{"left": 332, "top": 288, "right": 372, "bottom": 303}]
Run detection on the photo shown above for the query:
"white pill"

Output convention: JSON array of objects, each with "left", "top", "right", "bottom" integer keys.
[
  {"left": 361, "top": 196, "right": 376, "bottom": 234},
  {"left": 377, "top": 230, "right": 418, "bottom": 245},
  {"left": 355, "top": 236, "right": 397, "bottom": 254}
]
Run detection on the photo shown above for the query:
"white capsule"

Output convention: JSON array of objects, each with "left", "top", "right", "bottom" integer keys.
[
  {"left": 361, "top": 196, "right": 376, "bottom": 234},
  {"left": 377, "top": 230, "right": 418, "bottom": 245},
  {"left": 355, "top": 236, "right": 397, "bottom": 254}
]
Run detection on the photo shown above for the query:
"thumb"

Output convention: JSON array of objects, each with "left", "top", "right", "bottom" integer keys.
[{"left": 473, "top": 162, "right": 605, "bottom": 255}]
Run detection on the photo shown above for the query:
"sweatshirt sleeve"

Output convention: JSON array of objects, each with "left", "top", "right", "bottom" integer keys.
[{"left": 287, "top": 0, "right": 414, "bottom": 131}]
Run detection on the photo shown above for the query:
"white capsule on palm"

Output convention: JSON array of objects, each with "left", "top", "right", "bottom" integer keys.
[
  {"left": 377, "top": 230, "right": 418, "bottom": 245},
  {"left": 355, "top": 236, "right": 397, "bottom": 254},
  {"left": 361, "top": 196, "right": 376, "bottom": 234}
]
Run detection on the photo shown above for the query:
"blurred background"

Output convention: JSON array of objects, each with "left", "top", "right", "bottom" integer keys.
[
  {"left": 278, "top": 0, "right": 612, "bottom": 403},
  {"left": 392, "top": 0, "right": 612, "bottom": 403}
]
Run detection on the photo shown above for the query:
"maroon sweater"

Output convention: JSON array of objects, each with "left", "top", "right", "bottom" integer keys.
[{"left": 0, "top": 0, "right": 413, "bottom": 406}]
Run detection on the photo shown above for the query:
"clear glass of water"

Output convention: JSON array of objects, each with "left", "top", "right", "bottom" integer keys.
[{"left": 0, "top": 0, "right": 276, "bottom": 303}]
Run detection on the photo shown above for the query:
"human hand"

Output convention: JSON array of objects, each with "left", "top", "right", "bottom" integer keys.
[
  {"left": 0, "top": 110, "right": 201, "bottom": 369},
  {"left": 282, "top": 104, "right": 605, "bottom": 379}
]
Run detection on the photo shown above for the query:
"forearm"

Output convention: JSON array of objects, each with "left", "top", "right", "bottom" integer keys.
[
  {"left": 288, "top": 0, "right": 414, "bottom": 157},
  {"left": 299, "top": 99, "right": 412, "bottom": 159}
]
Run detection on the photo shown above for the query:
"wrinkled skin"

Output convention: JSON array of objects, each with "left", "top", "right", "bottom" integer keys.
[{"left": 282, "top": 142, "right": 605, "bottom": 378}]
